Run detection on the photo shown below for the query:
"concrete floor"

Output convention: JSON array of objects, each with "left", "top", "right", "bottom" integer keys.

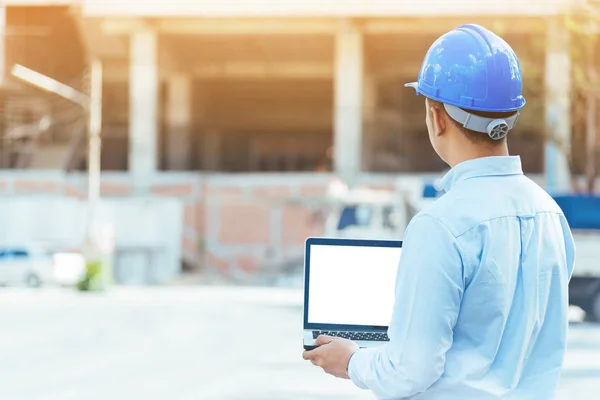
[{"left": 0, "top": 286, "right": 598, "bottom": 400}]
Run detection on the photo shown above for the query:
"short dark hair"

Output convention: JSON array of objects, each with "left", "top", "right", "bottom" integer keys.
[{"left": 427, "top": 99, "right": 517, "bottom": 145}]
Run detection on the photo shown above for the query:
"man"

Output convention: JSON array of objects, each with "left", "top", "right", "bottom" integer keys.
[{"left": 303, "top": 24, "right": 575, "bottom": 399}]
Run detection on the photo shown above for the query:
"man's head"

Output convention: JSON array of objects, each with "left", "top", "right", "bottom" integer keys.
[
  {"left": 424, "top": 97, "right": 519, "bottom": 165},
  {"left": 406, "top": 24, "right": 525, "bottom": 167}
]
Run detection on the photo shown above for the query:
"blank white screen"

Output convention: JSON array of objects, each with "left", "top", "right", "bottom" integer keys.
[{"left": 307, "top": 244, "right": 402, "bottom": 326}]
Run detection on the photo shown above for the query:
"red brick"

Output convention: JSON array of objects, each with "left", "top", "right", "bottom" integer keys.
[
  {"left": 101, "top": 183, "right": 131, "bottom": 196},
  {"left": 218, "top": 204, "right": 270, "bottom": 245},
  {"left": 205, "top": 185, "right": 244, "bottom": 197},
  {"left": 64, "top": 185, "right": 84, "bottom": 198},
  {"left": 15, "top": 181, "right": 58, "bottom": 194},
  {"left": 281, "top": 206, "right": 325, "bottom": 246},
  {"left": 300, "top": 185, "right": 327, "bottom": 197},
  {"left": 252, "top": 186, "right": 291, "bottom": 198},
  {"left": 150, "top": 184, "right": 193, "bottom": 197},
  {"left": 206, "top": 251, "right": 230, "bottom": 272}
]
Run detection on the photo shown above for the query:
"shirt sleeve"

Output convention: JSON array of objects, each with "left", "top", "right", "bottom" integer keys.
[
  {"left": 348, "top": 213, "right": 464, "bottom": 399},
  {"left": 559, "top": 215, "right": 576, "bottom": 281}
]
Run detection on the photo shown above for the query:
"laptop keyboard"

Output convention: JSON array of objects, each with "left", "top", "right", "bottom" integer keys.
[{"left": 312, "top": 330, "right": 390, "bottom": 342}]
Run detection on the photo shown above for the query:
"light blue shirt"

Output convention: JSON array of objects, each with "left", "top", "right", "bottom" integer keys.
[{"left": 348, "top": 156, "right": 575, "bottom": 400}]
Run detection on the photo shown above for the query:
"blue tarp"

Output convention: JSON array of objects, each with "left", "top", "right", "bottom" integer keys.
[{"left": 552, "top": 195, "right": 600, "bottom": 230}]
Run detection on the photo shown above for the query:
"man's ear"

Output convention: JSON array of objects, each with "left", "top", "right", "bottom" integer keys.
[{"left": 430, "top": 105, "right": 447, "bottom": 137}]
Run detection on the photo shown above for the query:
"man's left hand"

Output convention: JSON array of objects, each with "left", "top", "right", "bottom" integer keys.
[{"left": 302, "top": 335, "right": 359, "bottom": 379}]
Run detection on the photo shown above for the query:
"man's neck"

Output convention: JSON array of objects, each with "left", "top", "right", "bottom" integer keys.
[{"left": 446, "top": 143, "right": 510, "bottom": 168}]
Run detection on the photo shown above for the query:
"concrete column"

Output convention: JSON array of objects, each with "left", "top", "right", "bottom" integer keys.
[
  {"left": 545, "top": 19, "right": 571, "bottom": 193},
  {"left": 165, "top": 74, "right": 192, "bottom": 170},
  {"left": 129, "top": 30, "right": 158, "bottom": 176},
  {"left": 362, "top": 74, "right": 377, "bottom": 171},
  {"left": 334, "top": 19, "right": 363, "bottom": 182}
]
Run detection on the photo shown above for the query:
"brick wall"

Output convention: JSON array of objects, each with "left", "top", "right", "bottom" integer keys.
[
  {"left": 0, "top": 172, "right": 336, "bottom": 276},
  {"left": 198, "top": 176, "right": 334, "bottom": 277},
  {"left": 7, "top": 170, "right": 551, "bottom": 278}
]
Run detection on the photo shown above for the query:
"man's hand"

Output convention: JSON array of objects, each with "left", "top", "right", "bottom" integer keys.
[{"left": 302, "top": 335, "right": 359, "bottom": 379}]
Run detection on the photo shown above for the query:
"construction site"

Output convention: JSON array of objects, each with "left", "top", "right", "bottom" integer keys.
[
  {"left": 1, "top": 2, "right": 600, "bottom": 399},
  {"left": 0, "top": 0, "right": 598, "bottom": 285}
]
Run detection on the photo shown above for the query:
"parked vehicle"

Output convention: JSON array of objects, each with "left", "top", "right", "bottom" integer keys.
[
  {"left": 553, "top": 196, "right": 600, "bottom": 322},
  {"left": 0, "top": 245, "right": 54, "bottom": 287}
]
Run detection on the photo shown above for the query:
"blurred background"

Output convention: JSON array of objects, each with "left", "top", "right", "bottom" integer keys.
[{"left": 0, "top": 0, "right": 599, "bottom": 399}]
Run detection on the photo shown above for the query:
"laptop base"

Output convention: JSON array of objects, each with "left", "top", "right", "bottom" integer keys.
[{"left": 303, "top": 329, "right": 388, "bottom": 350}]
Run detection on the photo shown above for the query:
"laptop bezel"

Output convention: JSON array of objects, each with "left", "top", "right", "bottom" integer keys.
[{"left": 303, "top": 237, "right": 403, "bottom": 332}]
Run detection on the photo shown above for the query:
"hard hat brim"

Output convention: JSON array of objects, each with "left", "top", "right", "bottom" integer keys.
[
  {"left": 404, "top": 80, "right": 525, "bottom": 111},
  {"left": 404, "top": 82, "right": 419, "bottom": 93}
]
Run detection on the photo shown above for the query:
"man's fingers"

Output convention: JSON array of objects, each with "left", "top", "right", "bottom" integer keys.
[
  {"left": 315, "top": 335, "right": 334, "bottom": 345},
  {"left": 303, "top": 349, "right": 323, "bottom": 367},
  {"left": 303, "top": 347, "right": 322, "bottom": 360},
  {"left": 302, "top": 350, "right": 313, "bottom": 360},
  {"left": 303, "top": 336, "right": 332, "bottom": 360}
]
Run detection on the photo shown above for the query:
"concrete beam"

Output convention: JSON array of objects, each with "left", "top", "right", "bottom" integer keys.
[
  {"left": 102, "top": 17, "right": 548, "bottom": 37},
  {"left": 103, "top": 59, "right": 423, "bottom": 82},
  {"left": 101, "top": 18, "right": 336, "bottom": 36},
  {"left": 83, "top": 0, "right": 569, "bottom": 18},
  {"left": 157, "top": 19, "right": 336, "bottom": 35},
  {"left": 99, "top": 19, "right": 182, "bottom": 76},
  {"left": 3, "top": 0, "right": 74, "bottom": 4},
  {"left": 363, "top": 18, "right": 548, "bottom": 35}
]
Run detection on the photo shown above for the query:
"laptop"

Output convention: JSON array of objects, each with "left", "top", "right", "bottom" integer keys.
[{"left": 302, "top": 237, "right": 403, "bottom": 350}]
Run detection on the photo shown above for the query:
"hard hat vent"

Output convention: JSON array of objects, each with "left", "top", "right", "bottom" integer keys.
[{"left": 487, "top": 119, "right": 509, "bottom": 140}]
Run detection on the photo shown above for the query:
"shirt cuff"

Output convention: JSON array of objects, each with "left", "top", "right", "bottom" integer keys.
[{"left": 347, "top": 347, "right": 377, "bottom": 390}]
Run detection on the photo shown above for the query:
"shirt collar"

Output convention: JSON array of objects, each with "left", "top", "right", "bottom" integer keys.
[{"left": 439, "top": 156, "right": 523, "bottom": 192}]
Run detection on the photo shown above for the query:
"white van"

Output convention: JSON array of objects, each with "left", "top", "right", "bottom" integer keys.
[{"left": 0, "top": 246, "right": 54, "bottom": 287}]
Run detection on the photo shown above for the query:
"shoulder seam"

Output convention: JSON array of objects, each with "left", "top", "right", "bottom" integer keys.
[
  {"left": 416, "top": 212, "right": 468, "bottom": 285},
  {"left": 416, "top": 212, "right": 457, "bottom": 238},
  {"left": 454, "top": 211, "right": 564, "bottom": 238}
]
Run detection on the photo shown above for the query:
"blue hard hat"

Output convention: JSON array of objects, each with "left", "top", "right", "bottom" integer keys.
[{"left": 405, "top": 24, "right": 526, "bottom": 113}]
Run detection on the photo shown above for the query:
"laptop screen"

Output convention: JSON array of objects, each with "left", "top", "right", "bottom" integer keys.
[{"left": 307, "top": 242, "right": 402, "bottom": 327}]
